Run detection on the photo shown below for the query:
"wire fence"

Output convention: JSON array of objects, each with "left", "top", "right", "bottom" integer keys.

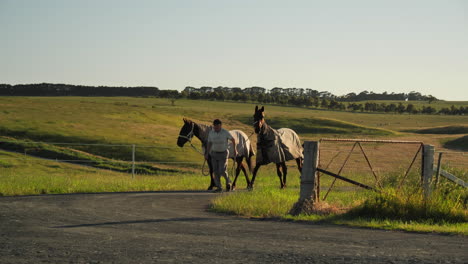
[
  {"left": 1, "top": 139, "right": 467, "bottom": 184},
  {"left": 0, "top": 140, "right": 206, "bottom": 177},
  {"left": 434, "top": 150, "right": 468, "bottom": 183}
]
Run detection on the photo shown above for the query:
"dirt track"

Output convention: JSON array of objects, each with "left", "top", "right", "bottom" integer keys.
[{"left": 0, "top": 192, "right": 467, "bottom": 263}]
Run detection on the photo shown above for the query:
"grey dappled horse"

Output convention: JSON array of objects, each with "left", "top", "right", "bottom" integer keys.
[
  {"left": 177, "top": 118, "right": 254, "bottom": 191},
  {"left": 250, "top": 106, "right": 303, "bottom": 189}
]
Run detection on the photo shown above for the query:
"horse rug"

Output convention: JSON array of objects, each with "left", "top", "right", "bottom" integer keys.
[
  {"left": 256, "top": 126, "right": 303, "bottom": 165},
  {"left": 198, "top": 125, "right": 254, "bottom": 159}
]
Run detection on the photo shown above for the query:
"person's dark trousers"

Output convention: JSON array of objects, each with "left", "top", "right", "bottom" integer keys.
[{"left": 210, "top": 150, "right": 231, "bottom": 190}]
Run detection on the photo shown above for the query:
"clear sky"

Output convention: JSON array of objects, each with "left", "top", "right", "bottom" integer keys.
[{"left": 1, "top": 0, "right": 467, "bottom": 100}]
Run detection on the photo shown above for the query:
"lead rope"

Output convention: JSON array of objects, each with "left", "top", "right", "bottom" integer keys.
[
  {"left": 178, "top": 123, "right": 210, "bottom": 176},
  {"left": 188, "top": 142, "right": 210, "bottom": 176}
]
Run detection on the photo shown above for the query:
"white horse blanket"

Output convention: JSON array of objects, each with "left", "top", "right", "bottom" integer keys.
[
  {"left": 256, "top": 125, "right": 303, "bottom": 165},
  {"left": 198, "top": 124, "right": 254, "bottom": 159}
]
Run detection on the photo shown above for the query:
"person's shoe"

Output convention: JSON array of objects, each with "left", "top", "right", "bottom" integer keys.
[{"left": 212, "top": 188, "right": 223, "bottom": 193}]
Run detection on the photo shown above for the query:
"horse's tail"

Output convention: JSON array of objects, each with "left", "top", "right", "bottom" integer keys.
[{"left": 246, "top": 142, "right": 255, "bottom": 173}]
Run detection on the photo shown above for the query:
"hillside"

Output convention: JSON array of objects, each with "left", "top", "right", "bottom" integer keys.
[
  {"left": 410, "top": 126, "right": 468, "bottom": 135},
  {"left": 0, "top": 97, "right": 466, "bottom": 169},
  {"left": 444, "top": 135, "right": 468, "bottom": 151}
]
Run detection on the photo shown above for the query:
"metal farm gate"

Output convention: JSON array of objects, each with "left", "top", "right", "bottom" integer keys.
[
  {"left": 293, "top": 139, "right": 452, "bottom": 211},
  {"left": 316, "top": 138, "right": 428, "bottom": 200}
]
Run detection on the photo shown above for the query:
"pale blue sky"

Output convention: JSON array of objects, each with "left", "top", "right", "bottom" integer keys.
[{"left": 1, "top": 0, "right": 467, "bottom": 100}]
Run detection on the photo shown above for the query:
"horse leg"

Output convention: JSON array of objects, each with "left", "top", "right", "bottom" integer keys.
[
  {"left": 231, "top": 158, "right": 243, "bottom": 191},
  {"left": 276, "top": 163, "right": 284, "bottom": 188},
  {"left": 207, "top": 158, "right": 215, "bottom": 190},
  {"left": 296, "top": 158, "right": 303, "bottom": 173},
  {"left": 249, "top": 164, "right": 262, "bottom": 190},
  {"left": 240, "top": 160, "right": 251, "bottom": 187},
  {"left": 281, "top": 162, "right": 288, "bottom": 188}
]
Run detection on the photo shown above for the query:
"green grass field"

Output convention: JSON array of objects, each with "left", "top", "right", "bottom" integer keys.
[
  {"left": 0, "top": 150, "right": 207, "bottom": 196},
  {"left": 0, "top": 96, "right": 467, "bottom": 234}
]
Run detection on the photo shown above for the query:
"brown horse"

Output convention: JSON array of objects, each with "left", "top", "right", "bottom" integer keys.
[
  {"left": 177, "top": 118, "right": 254, "bottom": 191},
  {"left": 249, "top": 106, "right": 303, "bottom": 189}
]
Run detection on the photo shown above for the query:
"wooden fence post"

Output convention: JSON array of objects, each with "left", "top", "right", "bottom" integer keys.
[
  {"left": 422, "top": 144, "right": 434, "bottom": 199},
  {"left": 132, "top": 144, "right": 136, "bottom": 179},
  {"left": 435, "top": 152, "right": 443, "bottom": 187},
  {"left": 289, "top": 141, "right": 319, "bottom": 215}
]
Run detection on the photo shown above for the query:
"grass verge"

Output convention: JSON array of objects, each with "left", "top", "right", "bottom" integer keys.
[
  {"left": 211, "top": 173, "right": 468, "bottom": 235},
  {"left": 0, "top": 150, "right": 207, "bottom": 196}
]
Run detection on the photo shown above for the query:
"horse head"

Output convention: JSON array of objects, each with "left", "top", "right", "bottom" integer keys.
[
  {"left": 253, "top": 105, "right": 265, "bottom": 134},
  {"left": 177, "top": 118, "right": 195, "bottom": 147}
]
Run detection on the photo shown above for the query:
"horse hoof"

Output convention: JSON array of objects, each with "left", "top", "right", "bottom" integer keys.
[{"left": 207, "top": 186, "right": 214, "bottom": 191}]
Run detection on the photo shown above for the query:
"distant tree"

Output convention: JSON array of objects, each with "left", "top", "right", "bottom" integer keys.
[
  {"left": 397, "top": 103, "right": 406, "bottom": 114},
  {"left": 427, "top": 95, "right": 437, "bottom": 104},
  {"left": 406, "top": 104, "right": 414, "bottom": 113},
  {"left": 421, "top": 106, "right": 437, "bottom": 114},
  {"left": 320, "top": 99, "right": 329, "bottom": 108},
  {"left": 385, "top": 103, "right": 397, "bottom": 113},
  {"left": 438, "top": 107, "right": 450, "bottom": 115}
]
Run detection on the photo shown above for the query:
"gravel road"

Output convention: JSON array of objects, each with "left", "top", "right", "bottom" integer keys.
[{"left": 0, "top": 192, "right": 466, "bottom": 263}]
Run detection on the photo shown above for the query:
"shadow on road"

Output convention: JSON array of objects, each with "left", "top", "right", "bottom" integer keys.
[{"left": 53, "top": 217, "right": 221, "bottom": 229}]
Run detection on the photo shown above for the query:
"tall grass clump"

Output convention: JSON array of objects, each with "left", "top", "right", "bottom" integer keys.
[
  {"left": 212, "top": 169, "right": 467, "bottom": 234},
  {"left": 345, "top": 182, "right": 467, "bottom": 224}
]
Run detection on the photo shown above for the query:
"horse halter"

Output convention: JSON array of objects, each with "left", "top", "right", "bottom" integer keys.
[
  {"left": 253, "top": 111, "right": 264, "bottom": 133},
  {"left": 178, "top": 122, "right": 195, "bottom": 143}
]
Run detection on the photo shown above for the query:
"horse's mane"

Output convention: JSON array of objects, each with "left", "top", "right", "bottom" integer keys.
[{"left": 186, "top": 119, "right": 211, "bottom": 144}]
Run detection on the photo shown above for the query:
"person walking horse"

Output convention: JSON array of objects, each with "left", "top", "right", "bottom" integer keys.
[{"left": 205, "top": 119, "right": 238, "bottom": 192}]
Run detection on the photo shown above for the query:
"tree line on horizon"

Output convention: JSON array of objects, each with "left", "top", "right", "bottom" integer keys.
[
  {"left": 182, "top": 86, "right": 465, "bottom": 115},
  {"left": 0, "top": 83, "right": 465, "bottom": 115}
]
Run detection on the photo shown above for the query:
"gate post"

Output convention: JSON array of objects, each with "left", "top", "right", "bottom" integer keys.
[
  {"left": 289, "top": 141, "right": 319, "bottom": 215},
  {"left": 132, "top": 144, "right": 136, "bottom": 179},
  {"left": 422, "top": 144, "right": 434, "bottom": 199}
]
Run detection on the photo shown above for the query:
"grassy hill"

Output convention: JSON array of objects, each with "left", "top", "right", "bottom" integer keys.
[
  {"left": 444, "top": 135, "right": 468, "bottom": 151},
  {"left": 409, "top": 125, "right": 468, "bottom": 134},
  {"left": 265, "top": 117, "right": 394, "bottom": 136},
  {"left": 0, "top": 96, "right": 467, "bottom": 168}
]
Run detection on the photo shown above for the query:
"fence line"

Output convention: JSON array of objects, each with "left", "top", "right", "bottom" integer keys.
[
  {"left": 320, "top": 138, "right": 424, "bottom": 144},
  {"left": 0, "top": 140, "right": 207, "bottom": 178},
  {"left": 0, "top": 157, "right": 202, "bottom": 165},
  {"left": 437, "top": 169, "right": 468, "bottom": 188},
  {"left": 0, "top": 140, "right": 182, "bottom": 149},
  {"left": 435, "top": 151, "right": 468, "bottom": 155}
]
